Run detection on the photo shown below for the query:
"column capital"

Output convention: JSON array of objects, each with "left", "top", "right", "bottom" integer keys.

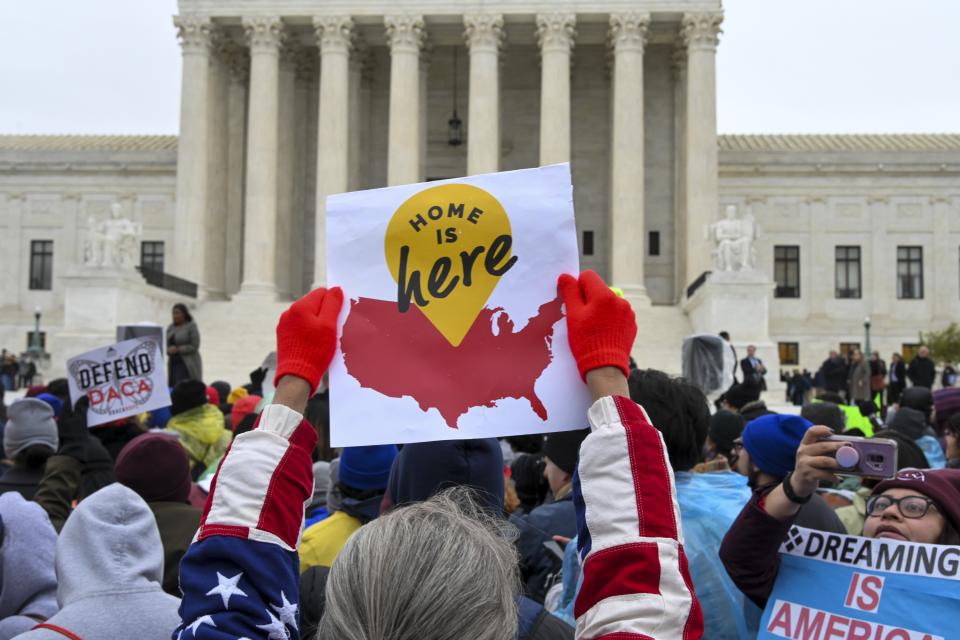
[
  {"left": 536, "top": 12, "right": 576, "bottom": 54},
  {"left": 243, "top": 16, "right": 285, "bottom": 53},
  {"left": 385, "top": 14, "right": 426, "bottom": 54},
  {"left": 608, "top": 12, "right": 650, "bottom": 54},
  {"left": 680, "top": 11, "right": 723, "bottom": 50},
  {"left": 464, "top": 13, "right": 504, "bottom": 53},
  {"left": 314, "top": 15, "right": 354, "bottom": 54},
  {"left": 174, "top": 15, "right": 215, "bottom": 54}
]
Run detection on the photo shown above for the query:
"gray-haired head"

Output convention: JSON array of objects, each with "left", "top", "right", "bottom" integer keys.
[{"left": 317, "top": 487, "right": 520, "bottom": 640}]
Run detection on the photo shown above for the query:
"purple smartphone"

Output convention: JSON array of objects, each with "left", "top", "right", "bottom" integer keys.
[{"left": 824, "top": 435, "right": 898, "bottom": 479}]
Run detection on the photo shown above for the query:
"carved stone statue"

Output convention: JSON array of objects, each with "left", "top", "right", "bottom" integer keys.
[
  {"left": 708, "top": 204, "right": 757, "bottom": 272},
  {"left": 84, "top": 203, "right": 142, "bottom": 269}
]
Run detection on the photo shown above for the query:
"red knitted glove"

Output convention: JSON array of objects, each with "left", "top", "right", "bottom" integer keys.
[
  {"left": 274, "top": 286, "right": 344, "bottom": 393},
  {"left": 558, "top": 270, "right": 637, "bottom": 380}
]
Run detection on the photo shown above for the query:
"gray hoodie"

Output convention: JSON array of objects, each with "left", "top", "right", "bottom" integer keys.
[
  {"left": 13, "top": 483, "right": 181, "bottom": 640},
  {"left": 0, "top": 493, "right": 58, "bottom": 639}
]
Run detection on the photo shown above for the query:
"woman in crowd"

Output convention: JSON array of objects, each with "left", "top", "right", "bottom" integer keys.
[
  {"left": 167, "top": 303, "right": 202, "bottom": 386},
  {"left": 720, "top": 423, "right": 960, "bottom": 608},
  {"left": 173, "top": 272, "right": 703, "bottom": 639}
]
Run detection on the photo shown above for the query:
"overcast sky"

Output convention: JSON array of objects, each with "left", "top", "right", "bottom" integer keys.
[{"left": 0, "top": 0, "right": 957, "bottom": 135}]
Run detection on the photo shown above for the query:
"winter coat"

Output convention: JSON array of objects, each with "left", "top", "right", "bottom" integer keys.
[
  {"left": 821, "top": 356, "right": 849, "bottom": 393},
  {"left": 0, "top": 493, "right": 57, "bottom": 639},
  {"left": 167, "top": 320, "right": 202, "bottom": 382},
  {"left": 907, "top": 355, "right": 936, "bottom": 389},
  {"left": 0, "top": 465, "right": 45, "bottom": 501},
  {"left": 89, "top": 421, "right": 145, "bottom": 461},
  {"left": 150, "top": 501, "right": 202, "bottom": 596},
  {"left": 298, "top": 493, "right": 382, "bottom": 573},
  {"left": 887, "top": 408, "right": 945, "bottom": 468},
  {"left": 164, "top": 404, "right": 232, "bottom": 472},
  {"left": 14, "top": 484, "right": 181, "bottom": 640},
  {"left": 848, "top": 358, "right": 872, "bottom": 402},
  {"left": 511, "top": 492, "right": 577, "bottom": 603}
]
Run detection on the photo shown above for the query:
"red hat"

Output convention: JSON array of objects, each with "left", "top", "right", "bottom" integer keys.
[
  {"left": 230, "top": 394, "right": 262, "bottom": 431},
  {"left": 205, "top": 386, "right": 221, "bottom": 406},
  {"left": 115, "top": 432, "right": 192, "bottom": 504},
  {"left": 873, "top": 468, "right": 960, "bottom": 531}
]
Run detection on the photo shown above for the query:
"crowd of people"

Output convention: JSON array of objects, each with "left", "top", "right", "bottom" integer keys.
[{"left": 0, "top": 273, "right": 959, "bottom": 639}]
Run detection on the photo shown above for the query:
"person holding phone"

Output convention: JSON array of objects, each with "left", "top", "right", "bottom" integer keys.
[{"left": 720, "top": 424, "right": 960, "bottom": 608}]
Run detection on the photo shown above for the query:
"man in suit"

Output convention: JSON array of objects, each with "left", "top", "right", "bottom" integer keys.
[
  {"left": 741, "top": 344, "right": 767, "bottom": 391},
  {"left": 907, "top": 346, "right": 936, "bottom": 389}
]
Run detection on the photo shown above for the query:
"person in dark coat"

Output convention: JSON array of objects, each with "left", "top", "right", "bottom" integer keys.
[
  {"left": 115, "top": 432, "right": 202, "bottom": 596},
  {"left": 510, "top": 429, "right": 589, "bottom": 603},
  {"left": 167, "top": 303, "right": 202, "bottom": 385},
  {"left": 0, "top": 399, "right": 58, "bottom": 500},
  {"left": 89, "top": 417, "right": 146, "bottom": 461},
  {"left": 819, "top": 350, "right": 848, "bottom": 394},
  {"left": 740, "top": 344, "right": 767, "bottom": 391},
  {"left": 888, "top": 352, "right": 907, "bottom": 404},
  {"left": 907, "top": 346, "right": 936, "bottom": 389}
]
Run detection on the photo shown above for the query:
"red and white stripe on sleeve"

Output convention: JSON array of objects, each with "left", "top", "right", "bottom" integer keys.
[{"left": 572, "top": 395, "right": 703, "bottom": 640}]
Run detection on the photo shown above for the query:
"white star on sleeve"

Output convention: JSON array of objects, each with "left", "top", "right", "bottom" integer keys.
[
  {"left": 205, "top": 571, "right": 248, "bottom": 609},
  {"left": 185, "top": 615, "right": 217, "bottom": 636},
  {"left": 271, "top": 590, "right": 299, "bottom": 631},
  {"left": 256, "top": 609, "right": 291, "bottom": 640}
]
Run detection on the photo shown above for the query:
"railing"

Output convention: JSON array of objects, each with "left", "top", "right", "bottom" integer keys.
[
  {"left": 137, "top": 266, "right": 198, "bottom": 298},
  {"left": 685, "top": 270, "right": 712, "bottom": 299}
]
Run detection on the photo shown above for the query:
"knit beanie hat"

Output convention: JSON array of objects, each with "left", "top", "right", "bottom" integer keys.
[
  {"left": 4, "top": 398, "right": 58, "bottom": 458},
  {"left": 338, "top": 445, "right": 399, "bottom": 492},
  {"left": 205, "top": 386, "right": 221, "bottom": 406},
  {"left": 36, "top": 392, "right": 64, "bottom": 419},
  {"left": 900, "top": 386, "right": 934, "bottom": 421},
  {"left": 801, "top": 402, "right": 845, "bottom": 433},
  {"left": 873, "top": 468, "right": 960, "bottom": 532},
  {"left": 115, "top": 432, "right": 192, "bottom": 504},
  {"left": 725, "top": 382, "right": 761, "bottom": 411},
  {"left": 230, "top": 394, "right": 262, "bottom": 431},
  {"left": 24, "top": 385, "right": 47, "bottom": 398},
  {"left": 709, "top": 410, "right": 746, "bottom": 455},
  {"left": 741, "top": 414, "right": 813, "bottom": 479},
  {"left": 543, "top": 428, "right": 591, "bottom": 475},
  {"left": 210, "top": 380, "right": 231, "bottom": 405},
  {"left": 171, "top": 380, "right": 208, "bottom": 416},
  {"left": 934, "top": 388, "right": 960, "bottom": 434},
  {"left": 226, "top": 387, "right": 249, "bottom": 405}
]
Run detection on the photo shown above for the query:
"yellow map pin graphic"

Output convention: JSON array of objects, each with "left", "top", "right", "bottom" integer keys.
[{"left": 385, "top": 183, "right": 516, "bottom": 347}]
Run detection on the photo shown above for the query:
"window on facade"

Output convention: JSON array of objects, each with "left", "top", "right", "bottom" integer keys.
[
  {"left": 902, "top": 343, "right": 922, "bottom": 363},
  {"left": 835, "top": 246, "right": 862, "bottom": 298},
  {"left": 778, "top": 342, "right": 799, "bottom": 366},
  {"left": 582, "top": 231, "right": 594, "bottom": 257},
  {"left": 141, "top": 241, "right": 165, "bottom": 273},
  {"left": 648, "top": 231, "right": 660, "bottom": 257},
  {"left": 839, "top": 342, "right": 861, "bottom": 360},
  {"left": 896, "top": 246, "right": 923, "bottom": 299},
  {"left": 774, "top": 245, "right": 800, "bottom": 298},
  {"left": 29, "top": 240, "right": 53, "bottom": 290}
]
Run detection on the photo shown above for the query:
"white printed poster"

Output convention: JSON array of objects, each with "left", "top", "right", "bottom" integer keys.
[
  {"left": 326, "top": 163, "right": 591, "bottom": 446},
  {"left": 67, "top": 337, "right": 171, "bottom": 427}
]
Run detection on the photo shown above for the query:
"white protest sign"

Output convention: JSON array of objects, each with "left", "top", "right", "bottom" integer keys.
[
  {"left": 67, "top": 337, "right": 171, "bottom": 427},
  {"left": 327, "top": 163, "right": 591, "bottom": 447}
]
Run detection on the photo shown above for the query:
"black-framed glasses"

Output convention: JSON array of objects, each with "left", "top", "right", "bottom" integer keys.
[
  {"left": 866, "top": 494, "right": 939, "bottom": 519},
  {"left": 732, "top": 438, "right": 744, "bottom": 452}
]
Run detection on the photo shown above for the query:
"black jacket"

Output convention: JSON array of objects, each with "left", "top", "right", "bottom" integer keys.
[
  {"left": 821, "top": 356, "right": 849, "bottom": 393},
  {"left": 0, "top": 464, "right": 44, "bottom": 500},
  {"left": 907, "top": 356, "right": 936, "bottom": 389}
]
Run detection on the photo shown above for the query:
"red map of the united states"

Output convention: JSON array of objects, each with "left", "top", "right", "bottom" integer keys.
[{"left": 340, "top": 296, "right": 564, "bottom": 429}]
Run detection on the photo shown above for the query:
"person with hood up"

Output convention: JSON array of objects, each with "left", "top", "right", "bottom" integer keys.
[
  {"left": 0, "top": 399, "right": 57, "bottom": 500},
  {"left": 14, "top": 483, "right": 181, "bottom": 639},
  {"left": 732, "top": 414, "right": 846, "bottom": 533},
  {"left": 0, "top": 493, "right": 57, "bottom": 639},
  {"left": 886, "top": 386, "right": 946, "bottom": 468},
  {"left": 164, "top": 379, "right": 231, "bottom": 477},
  {"left": 298, "top": 444, "right": 398, "bottom": 572},
  {"left": 115, "top": 432, "right": 202, "bottom": 596}
]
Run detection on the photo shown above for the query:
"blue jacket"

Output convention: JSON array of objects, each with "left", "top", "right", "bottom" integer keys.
[{"left": 510, "top": 492, "right": 576, "bottom": 603}]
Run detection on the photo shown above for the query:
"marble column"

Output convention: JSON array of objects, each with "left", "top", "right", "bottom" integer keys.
[
  {"left": 205, "top": 38, "right": 230, "bottom": 299},
  {"left": 223, "top": 48, "right": 249, "bottom": 296},
  {"left": 294, "top": 49, "right": 318, "bottom": 298},
  {"left": 385, "top": 15, "right": 425, "bottom": 186},
  {"left": 239, "top": 16, "right": 284, "bottom": 296},
  {"left": 681, "top": 11, "right": 723, "bottom": 290},
  {"left": 671, "top": 42, "right": 688, "bottom": 302},
  {"left": 608, "top": 12, "right": 650, "bottom": 303},
  {"left": 536, "top": 13, "right": 576, "bottom": 166},
  {"left": 348, "top": 42, "right": 366, "bottom": 191},
  {"left": 419, "top": 44, "right": 431, "bottom": 181},
  {"left": 275, "top": 41, "right": 298, "bottom": 299},
  {"left": 464, "top": 13, "right": 504, "bottom": 175},
  {"left": 313, "top": 15, "right": 354, "bottom": 287},
  {"left": 172, "top": 16, "right": 214, "bottom": 287}
]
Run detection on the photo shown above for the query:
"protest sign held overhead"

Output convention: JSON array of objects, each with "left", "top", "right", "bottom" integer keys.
[
  {"left": 758, "top": 526, "right": 960, "bottom": 640},
  {"left": 67, "top": 337, "right": 171, "bottom": 427},
  {"left": 327, "top": 163, "right": 590, "bottom": 447}
]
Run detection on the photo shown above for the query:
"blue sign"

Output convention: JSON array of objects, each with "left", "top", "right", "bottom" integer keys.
[{"left": 759, "top": 526, "right": 960, "bottom": 640}]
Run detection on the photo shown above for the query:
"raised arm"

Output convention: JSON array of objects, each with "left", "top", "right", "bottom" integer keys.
[
  {"left": 558, "top": 271, "right": 703, "bottom": 640},
  {"left": 175, "top": 286, "right": 342, "bottom": 640}
]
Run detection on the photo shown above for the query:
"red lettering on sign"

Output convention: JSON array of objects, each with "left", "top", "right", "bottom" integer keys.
[
  {"left": 844, "top": 572, "right": 885, "bottom": 614},
  {"left": 848, "top": 619, "right": 872, "bottom": 640},
  {"left": 796, "top": 607, "right": 826, "bottom": 640},
  {"left": 89, "top": 389, "right": 103, "bottom": 406},
  {"left": 137, "top": 378, "right": 152, "bottom": 394},
  {"left": 825, "top": 614, "right": 849, "bottom": 639},
  {"left": 768, "top": 601, "right": 793, "bottom": 635}
]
